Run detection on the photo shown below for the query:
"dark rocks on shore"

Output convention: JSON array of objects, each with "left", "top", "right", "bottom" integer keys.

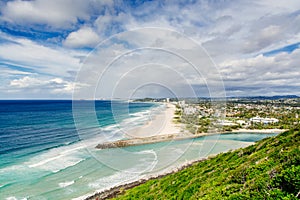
[
  {"left": 95, "top": 134, "right": 178, "bottom": 149},
  {"left": 96, "top": 140, "right": 130, "bottom": 149}
]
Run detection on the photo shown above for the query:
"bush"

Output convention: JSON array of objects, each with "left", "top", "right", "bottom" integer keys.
[{"left": 112, "top": 130, "right": 300, "bottom": 200}]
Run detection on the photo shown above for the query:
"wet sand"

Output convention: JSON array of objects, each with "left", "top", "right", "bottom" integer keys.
[{"left": 126, "top": 103, "right": 181, "bottom": 138}]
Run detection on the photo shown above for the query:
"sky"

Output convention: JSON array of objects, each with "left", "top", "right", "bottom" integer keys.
[{"left": 0, "top": 0, "right": 300, "bottom": 99}]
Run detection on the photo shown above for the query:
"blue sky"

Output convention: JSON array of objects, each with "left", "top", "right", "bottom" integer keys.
[
  {"left": 0, "top": 0, "right": 300, "bottom": 99},
  {"left": 263, "top": 42, "right": 300, "bottom": 56}
]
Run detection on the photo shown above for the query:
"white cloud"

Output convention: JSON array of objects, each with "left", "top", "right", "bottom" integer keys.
[
  {"left": 0, "top": 34, "right": 83, "bottom": 77},
  {"left": 0, "top": 66, "right": 33, "bottom": 76},
  {"left": 10, "top": 76, "right": 41, "bottom": 88},
  {"left": 1, "top": 0, "right": 90, "bottom": 28},
  {"left": 0, "top": 33, "right": 88, "bottom": 98},
  {"left": 72, "top": 28, "right": 224, "bottom": 99},
  {"left": 219, "top": 49, "right": 300, "bottom": 96},
  {"left": 9, "top": 76, "right": 81, "bottom": 94},
  {"left": 1, "top": 0, "right": 300, "bottom": 98},
  {"left": 192, "top": 1, "right": 300, "bottom": 60},
  {"left": 64, "top": 27, "right": 100, "bottom": 48}
]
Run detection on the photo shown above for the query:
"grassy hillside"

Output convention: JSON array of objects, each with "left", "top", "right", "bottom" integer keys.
[{"left": 113, "top": 129, "right": 300, "bottom": 199}]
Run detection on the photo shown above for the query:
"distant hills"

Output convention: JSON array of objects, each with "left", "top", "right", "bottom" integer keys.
[
  {"left": 229, "top": 95, "right": 299, "bottom": 100},
  {"left": 134, "top": 95, "right": 299, "bottom": 102}
]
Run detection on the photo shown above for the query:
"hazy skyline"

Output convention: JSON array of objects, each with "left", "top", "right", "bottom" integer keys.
[{"left": 0, "top": 0, "right": 300, "bottom": 99}]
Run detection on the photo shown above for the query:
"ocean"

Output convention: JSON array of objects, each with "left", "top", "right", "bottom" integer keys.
[{"left": 0, "top": 100, "right": 277, "bottom": 200}]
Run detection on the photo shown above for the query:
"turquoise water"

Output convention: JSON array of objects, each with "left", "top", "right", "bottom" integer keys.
[{"left": 0, "top": 101, "right": 277, "bottom": 200}]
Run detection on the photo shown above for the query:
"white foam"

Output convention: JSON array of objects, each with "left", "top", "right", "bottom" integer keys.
[
  {"left": 6, "top": 197, "right": 17, "bottom": 200},
  {"left": 0, "top": 164, "right": 28, "bottom": 175},
  {"left": 77, "top": 106, "right": 162, "bottom": 145},
  {"left": 28, "top": 154, "right": 65, "bottom": 168},
  {"left": 85, "top": 150, "right": 158, "bottom": 192},
  {"left": 102, "top": 124, "right": 119, "bottom": 131},
  {"left": 28, "top": 156, "right": 85, "bottom": 173},
  {"left": 6, "top": 197, "right": 27, "bottom": 200},
  {"left": 2, "top": 104, "right": 164, "bottom": 200},
  {"left": 131, "top": 150, "right": 158, "bottom": 173},
  {"left": 88, "top": 171, "right": 139, "bottom": 189},
  {"left": 123, "top": 105, "right": 161, "bottom": 125},
  {"left": 25, "top": 142, "right": 88, "bottom": 172},
  {"left": 81, "top": 103, "right": 161, "bottom": 140},
  {"left": 59, "top": 180, "right": 75, "bottom": 188}
]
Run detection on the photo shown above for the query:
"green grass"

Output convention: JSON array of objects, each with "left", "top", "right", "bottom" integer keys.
[{"left": 113, "top": 128, "right": 300, "bottom": 199}]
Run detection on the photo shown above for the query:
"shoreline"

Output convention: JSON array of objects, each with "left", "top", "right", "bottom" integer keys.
[
  {"left": 97, "top": 102, "right": 286, "bottom": 149},
  {"left": 90, "top": 104, "right": 287, "bottom": 199},
  {"left": 125, "top": 103, "right": 181, "bottom": 138},
  {"left": 88, "top": 127, "right": 285, "bottom": 200},
  {"left": 84, "top": 158, "right": 206, "bottom": 200},
  {"left": 96, "top": 102, "right": 287, "bottom": 149}
]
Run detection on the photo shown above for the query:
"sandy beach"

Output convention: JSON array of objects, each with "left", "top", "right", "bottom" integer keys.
[
  {"left": 126, "top": 103, "right": 181, "bottom": 138},
  {"left": 96, "top": 103, "right": 184, "bottom": 149},
  {"left": 96, "top": 104, "right": 287, "bottom": 149}
]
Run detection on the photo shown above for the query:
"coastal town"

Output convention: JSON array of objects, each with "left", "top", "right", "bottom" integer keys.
[
  {"left": 175, "top": 96, "right": 300, "bottom": 134},
  {"left": 95, "top": 96, "right": 300, "bottom": 150}
]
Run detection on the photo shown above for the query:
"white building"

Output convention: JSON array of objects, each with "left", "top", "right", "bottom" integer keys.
[
  {"left": 236, "top": 120, "right": 246, "bottom": 125},
  {"left": 250, "top": 117, "right": 279, "bottom": 124},
  {"left": 178, "top": 100, "right": 185, "bottom": 107},
  {"left": 216, "top": 119, "right": 237, "bottom": 126},
  {"left": 184, "top": 106, "right": 197, "bottom": 115}
]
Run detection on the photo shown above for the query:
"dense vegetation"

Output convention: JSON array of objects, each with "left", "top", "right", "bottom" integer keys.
[{"left": 113, "top": 128, "right": 300, "bottom": 199}]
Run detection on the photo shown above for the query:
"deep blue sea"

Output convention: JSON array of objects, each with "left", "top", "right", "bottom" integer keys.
[
  {"left": 0, "top": 100, "right": 277, "bottom": 200},
  {"left": 0, "top": 100, "right": 155, "bottom": 168}
]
